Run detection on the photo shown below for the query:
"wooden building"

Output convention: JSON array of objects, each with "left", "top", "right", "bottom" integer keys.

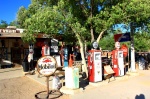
[{"left": 0, "top": 26, "right": 47, "bottom": 68}]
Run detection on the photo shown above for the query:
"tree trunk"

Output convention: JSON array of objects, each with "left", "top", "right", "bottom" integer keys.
[
  {"left": 90, "top": 0, "right": 94, "bottom": 42},
  {"left": 75, "top": 33, "right": 88, "bottom": 78},
  {"left": 90, "top": 26, "right": 94, "bottom": 42}
]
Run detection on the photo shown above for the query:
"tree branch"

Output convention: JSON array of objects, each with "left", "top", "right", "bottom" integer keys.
[{"left": 96, "top": 30, "right": 106, "bottom": 43}]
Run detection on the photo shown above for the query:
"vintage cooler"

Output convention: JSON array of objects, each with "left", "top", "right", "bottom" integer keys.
[{"left": 65, "top": 67, "right": 79, "bottom": 89}]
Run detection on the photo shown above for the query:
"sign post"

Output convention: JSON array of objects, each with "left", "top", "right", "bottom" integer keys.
[
  {"left": 37, "top": 56, "right": 57, "bottom": 76},
  {"left": 35, "top": 56, "right": 61, "bottom": 98}
]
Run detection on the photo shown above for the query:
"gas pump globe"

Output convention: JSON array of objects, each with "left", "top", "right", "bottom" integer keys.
[
  {"left": 92, "top": 41, "right": 99, "bottom": 49},
  {"left": 115, "top": 41, "right": 120, "bottom": 50}
]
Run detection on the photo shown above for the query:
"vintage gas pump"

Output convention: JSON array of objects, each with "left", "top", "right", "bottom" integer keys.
[
  {"left": 112, "top": 42, "right": 124, "bottom": 76},
  {"left": 88, "top": 41, "right": 102, "bottom": 82},
  {"left": 41, "top": 41, "right": 50, "bottom": 57}
]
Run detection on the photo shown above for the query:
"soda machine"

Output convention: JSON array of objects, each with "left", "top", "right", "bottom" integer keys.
[{"left": 64, "top": 46, "right": 68, "bottom": 67}]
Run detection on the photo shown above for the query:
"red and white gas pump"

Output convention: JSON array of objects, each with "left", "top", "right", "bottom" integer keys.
[
  {"left": 41, "top": 42, "right": 50, "bottom": 57},
  {"left": 88, "top": 41, "right": 102, "bottom": 82},
  {"left": 112, "top": 42, "right": 124, "bottom": 76}
]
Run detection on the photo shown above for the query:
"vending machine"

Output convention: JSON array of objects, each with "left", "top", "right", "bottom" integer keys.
[
  {"left": 88, "top": 41, "right": 102, "bottom": 82},
  {"left": 50, "top": 38, "right": 58, "bottom": 55},
  {"left": 50, "top": 38, "right": 62, "bottom": 67},
  {"left": 64, "top": 47, "right": 68, "bottom": 67},
  {"left": 112, "top": 42, "right": 124, "bottom": 76}
]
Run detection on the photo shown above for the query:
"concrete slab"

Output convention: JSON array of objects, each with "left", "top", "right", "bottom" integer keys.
[
  {"left": 89, "top": 72, "right": 139, "bottom": 87},
  {"left": 25, "top": 69, "right": 140, "bottom": 95},
  {"left": 0, "top": 66, "right": 141, "bottom": 96},
  {"left": 26, "top": 70, "right": 65, "bottom": 86},
  {"left": 60, "top": 87, "right": 83, "bottom": 95},
  {"left": 0, "top": 67, "right": 24, "bottom": 80}
]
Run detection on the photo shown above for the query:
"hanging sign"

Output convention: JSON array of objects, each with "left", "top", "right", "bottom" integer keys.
[
  {"left": 114, "top": 33, "right": 131, "bottom": 42},
  {"left": 37, "top": 56, "right": 57, "bottom": 77}
]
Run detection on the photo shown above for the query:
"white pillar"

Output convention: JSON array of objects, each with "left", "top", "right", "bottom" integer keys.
[
  {"left": 130, "top": 46, "right": 136, "bottom": 72},
  {"left": 130, "top": 22, "right": 136, "bottom": 72}
]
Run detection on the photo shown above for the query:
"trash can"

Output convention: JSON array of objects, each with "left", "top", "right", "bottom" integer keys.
[
  {"left": 138, "top": 56, "right": 145, "bottom": 70},
  {"left": 22, "top": 54, "right": 29, "bottom": 72},
  {"left": 22, "top": 62, "right": 29, "bottom": 72}
]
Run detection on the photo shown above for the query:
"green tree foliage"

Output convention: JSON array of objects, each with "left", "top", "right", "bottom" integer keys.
[
  {"left": 134, "top": 32, "right": 150, "bottom": 52},
  {"left": 99, "top": 34, "right": 114, "bottom": 50},
  {"left": 9, "top": 20, "right": 18, "bottom": 27},
  {"left": 16, "top": 0, "right": 150, "bottom": 77},
  {"left": 0, "top": 20, "right": 19, "bottom": 28},
  {"left": 0, "top": 20, "right": 8, "bottom": 28},
  {"left": 17, "top": 6, "right": 28, "bottom": 28},
  {"left": 17, "top": 0, "right": 150, "bottom": 43}
]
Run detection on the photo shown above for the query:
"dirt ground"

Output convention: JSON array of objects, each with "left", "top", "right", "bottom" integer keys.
[{"left": 0, "top": 76, "right": 70, "bottom": 99}]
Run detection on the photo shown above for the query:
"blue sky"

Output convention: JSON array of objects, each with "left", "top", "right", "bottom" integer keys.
[{"left": 0, "top": 0, "right": 31, "bottom": 24}]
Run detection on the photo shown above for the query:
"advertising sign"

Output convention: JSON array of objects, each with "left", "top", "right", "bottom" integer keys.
[
  {"left": 37, "top": 56, "right": 57, "bottom": 77},
  {"left": 50, "top": 38, "right": 58, "bottom": 53},
  {"left": 114, "top": 33, "right": 131, "bottom": 42}
]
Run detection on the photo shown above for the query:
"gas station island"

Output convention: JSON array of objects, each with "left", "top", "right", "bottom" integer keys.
[{"left": 21, "top": 38, "right": 136, "bottom": 97}]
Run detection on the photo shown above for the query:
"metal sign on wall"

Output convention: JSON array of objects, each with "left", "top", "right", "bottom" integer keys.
[
  {"left": 114, "top": 33, "right": 131, "bottom": 42},
  {"left": 50, "top": 38, "right": 58, "bottom": 53}
]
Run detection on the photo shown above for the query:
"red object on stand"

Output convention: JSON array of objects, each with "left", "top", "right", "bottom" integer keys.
[
  {"left": 69, "top": 54, "right": 74, "bottom": 67},
  {"left": 41, "top": 44, "right": 50, "bottom": 57}
]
